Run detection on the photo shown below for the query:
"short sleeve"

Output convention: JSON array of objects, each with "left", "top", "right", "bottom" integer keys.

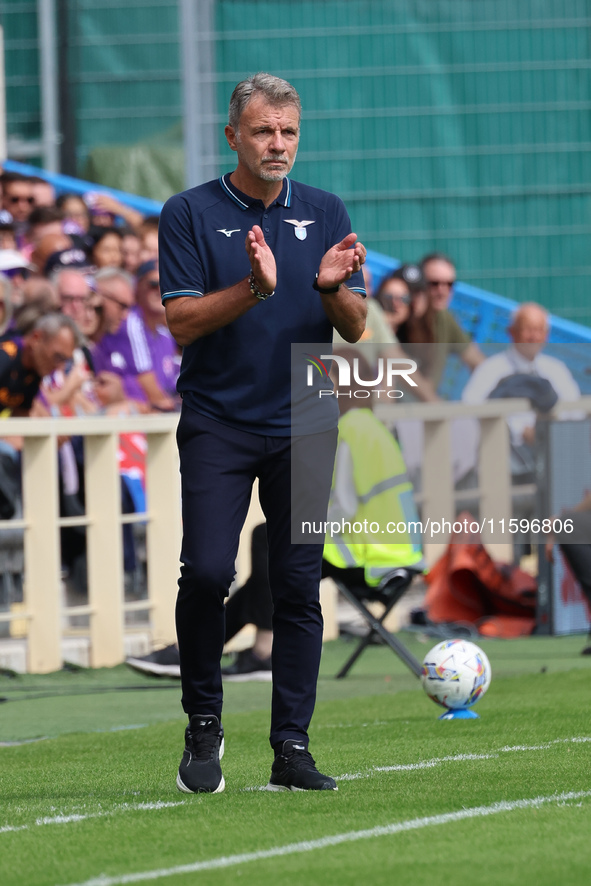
[{"left": 158, "top": 193, "right": 205, "bottom": 301}]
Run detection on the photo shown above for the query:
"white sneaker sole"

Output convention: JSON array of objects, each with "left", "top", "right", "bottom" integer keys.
[
  {"left": 264, "top": 783, "right": 304, "bottom": 792},
  {"left": 176, "top": 737, "right": 225, "bottom": 793},
  {"left": 177, "top": 772, "right": 225, "bottom": 794},
  {"left": 222, "top": 671, "right": 272, "bottom": 682},
  {"left": 126, "top": 658, "right": 180, "bottom": 678},
  {"left": 263, "top": 782, "right": 337, "bottom": 792}
]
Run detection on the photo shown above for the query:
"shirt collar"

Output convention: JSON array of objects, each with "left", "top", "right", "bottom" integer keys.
[
  {"left": 218, "top": 173, "right": 292, "bottom": 209},
  {"left": 507, "top": 344, "right": 541, "bottom": 374}
]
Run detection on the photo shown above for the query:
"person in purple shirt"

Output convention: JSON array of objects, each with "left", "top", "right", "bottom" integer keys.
[
  {"left": 90, "top": 267, "right": 149, "bottom": 409},
  {"left": 126, "top": 260, "right": 180, "bottom": 411}
]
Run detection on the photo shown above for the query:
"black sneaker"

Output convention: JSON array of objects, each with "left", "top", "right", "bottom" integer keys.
[
  {"left": 265, "top": 740, "right": 337, "bottom": 792},
  {"left": 126, "top": 644, "right": 180, "bottom": 678},
  {"left": 221, "top": 648, "right": 272, "bottom": 682},
  {"left": 176, "top": 714, "right": 225, "bottom": 794}
]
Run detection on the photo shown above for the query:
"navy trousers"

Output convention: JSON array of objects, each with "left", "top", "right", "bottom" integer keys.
[{"left": 175, "top": 405, "right": 336, "bottom": 749}]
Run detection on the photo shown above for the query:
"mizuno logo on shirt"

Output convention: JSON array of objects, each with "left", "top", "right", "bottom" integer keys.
[{"left": 217, "top": 228, "right": 241, "bottom": 238}]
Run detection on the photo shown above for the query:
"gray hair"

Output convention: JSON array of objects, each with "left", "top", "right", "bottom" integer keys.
[
  {"left": 228, "top": 72, "right": 301, "bottom": 131},
  {"left": 50, "top": 266, "right": 91, "bottom": 289},
  {"left": 32, "top": 311, "right": 82, "bottom": 348},
  {"left": 94, "top": 266, "right": 134, "bottom": 288}
]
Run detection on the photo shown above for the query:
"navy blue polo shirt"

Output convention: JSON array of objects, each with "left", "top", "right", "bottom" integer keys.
[{"left": 158, "top": 174, "right": 366, "bottom": 435}]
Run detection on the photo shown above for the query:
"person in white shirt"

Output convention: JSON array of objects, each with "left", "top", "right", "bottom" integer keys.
[{"left": 462, "top": 302, "right": 580, "bottom": 453}]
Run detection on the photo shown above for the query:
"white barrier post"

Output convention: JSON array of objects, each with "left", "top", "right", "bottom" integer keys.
[
  {"left": 22, "top": 434, "right": 62, "bottom": 673},
  {"left": 145, "top": 431, "right": 181, "bottom": 645},
  {"left": 423, "top": 418, "right": 454, "bottom": 564},
  {"left": 84, "top": 433, "right": 125, "bottom": 667},
  {"left": 479, "top": 415, "right": 513, "bottom": 562}
]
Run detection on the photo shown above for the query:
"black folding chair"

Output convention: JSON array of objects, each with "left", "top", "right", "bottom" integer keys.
[{"left": 331, "top": 567, "right": 423, "bottom": 679}]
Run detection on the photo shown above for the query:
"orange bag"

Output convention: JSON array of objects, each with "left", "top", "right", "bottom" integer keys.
[{"left": 424, "top": 512, "right": 537, "bottom": 637}]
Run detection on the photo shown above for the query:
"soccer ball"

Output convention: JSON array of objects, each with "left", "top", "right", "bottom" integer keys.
[{"left": 420, "top": 639, "right": 491, "bottom": 710}]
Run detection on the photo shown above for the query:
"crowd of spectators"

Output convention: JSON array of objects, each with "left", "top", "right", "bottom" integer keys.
[
  {"left": 0, "top": 168, "right": 584, "bottom": 611},
  {"left": 1, "top": 168, "right": 574, "bottom": 504},
  {"left": 0, "top": 170, "right": 180, "bottom": 421},
  {"left": 0, "top": 169, "right": 181, "bottom": 598}
]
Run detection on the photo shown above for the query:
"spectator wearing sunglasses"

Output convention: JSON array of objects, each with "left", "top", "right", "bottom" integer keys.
[
  {"left": 336, "top": 264, "right": 439, "bottom": 402},
  {"left": 0, "top": 173, "right": 35, "bottom": 226},
  {"left": 419, "top": 252, "right": 485, "bottom": 390},
  {"left": 372, "top": 264, "right": 439, "bottom": 402},
  {"left": 375, "top": 265, "right": 416, "bottom": 337}
]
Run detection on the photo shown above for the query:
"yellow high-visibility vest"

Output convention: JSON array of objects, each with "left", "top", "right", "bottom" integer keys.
[{"left": 323, "top": 408, "right": 424, "bottom": 585}]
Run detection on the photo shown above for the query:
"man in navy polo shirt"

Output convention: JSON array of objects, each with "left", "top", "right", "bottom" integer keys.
[{"left": 159, "top": 72, "right": 367, "bottom": 794}]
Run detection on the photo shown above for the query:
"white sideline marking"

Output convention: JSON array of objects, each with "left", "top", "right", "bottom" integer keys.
[
  {"left": 0, "top": 802, "right": 185, "bottom": 835},
  {"left": 0, "top": 725, "right": 149, "bottom": 749},
  {"left": 4, "top": 735, "right": 590, "bottom": 830},
  {"left": 58, "top": 790, "right": 591, "bottom": 886},
  {"left": 335, "top": 736, "right": 591, "bottom": 783},
  {"left": 0, "top": 737, "right": 49, "bottom": 747}
]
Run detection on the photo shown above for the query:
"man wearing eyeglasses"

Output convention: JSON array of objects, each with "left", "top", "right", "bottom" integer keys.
[
  {"left": 55, "top": 268, "right": 95, "bottom": 330},
  {"left": 420, "top": 251, "right": 484, "bottom": 390},
  {"left": 90, "top": 268, "right": 144, "bottom": 405},
  {"left": 91, "top": 266, "right": 174, "bottom": 411}
]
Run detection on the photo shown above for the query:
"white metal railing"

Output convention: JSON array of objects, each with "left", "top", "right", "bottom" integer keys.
[
  {"left": 375, "top": 395, "right": 591, "bottom": 563},
  {"left": 0, "top": 415, "right": 181, "bottom": 673},
  {"left": 1, "top": 397, "right": 589, "bottom": 673}
]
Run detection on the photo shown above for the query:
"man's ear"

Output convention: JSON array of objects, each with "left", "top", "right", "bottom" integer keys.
[{"left": 225, "top": 124, "right": 238, "bottom": 152}]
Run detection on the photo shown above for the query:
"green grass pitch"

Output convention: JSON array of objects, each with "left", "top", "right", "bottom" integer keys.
[{"left": 1, "top": 633, "right": 590, "bottom": 886}]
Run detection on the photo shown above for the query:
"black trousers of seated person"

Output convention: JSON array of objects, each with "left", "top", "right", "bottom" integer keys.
[
  {"left": 225, "top": 522, "right": 273, "bottom": 641},
  {"left": 223, "top": 527, "right": 366, "bottom": 642},
  {"left": 175, "top": 406, "right": 336, "bottom": 751},
  {"left": 225, "top": 524, "right": 370, "bottom": 633}
]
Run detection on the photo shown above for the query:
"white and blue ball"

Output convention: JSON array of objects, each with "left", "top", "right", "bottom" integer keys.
[{"left": 421, "top": 639, "right": 491, "bottom": 710}]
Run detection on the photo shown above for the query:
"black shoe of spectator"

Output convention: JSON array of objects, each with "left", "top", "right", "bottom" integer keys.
[
  {"left": 221, "top": 648, "right": 272, "bottom": 682},
  {"left": 126, "top": 644, "right": 180, "bottom": 677}
]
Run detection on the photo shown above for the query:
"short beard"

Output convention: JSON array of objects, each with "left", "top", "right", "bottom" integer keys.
[
  {"left": 259, "top": 166, "right": 289, "bottom": 182},
  {"left": 259, "top": 151, "right": 297, "bottom": 182}
]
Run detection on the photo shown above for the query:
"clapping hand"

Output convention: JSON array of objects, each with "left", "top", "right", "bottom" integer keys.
[{"left": 317, "top": 233, "right": 366, "bottom": 291}]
